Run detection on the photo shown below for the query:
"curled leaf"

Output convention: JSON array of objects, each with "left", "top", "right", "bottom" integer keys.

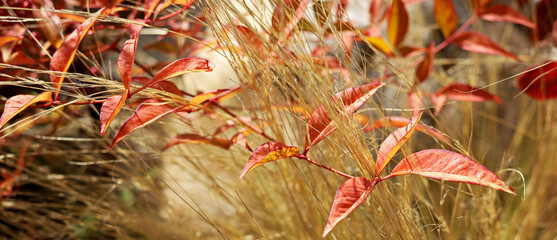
[
  {"left": 110, "top": 99, "right": 182, "bottom": 149},
  {"left": 432, "top": 82, "right": 502, "bottom": 115},
  {"left": 375, "top": 111, "right": 423, "bottom": 175},
  {"left": 322, "top": 177, "right": 376, "bottom": 238},
  {"left": 387, "top": 0, "right": 408, "bottom": 46},
  {"left": 480, "top": 4, "right": 535, "bottom": 28},
  {"left": 135, "top": 58, "right": 214, "bottom": 94},
  {"left": 305, "top": 82, "right": 385, "bottom": 152},
  {"left": 516, "top": 61, "right": 557, "bottom": 100},
  {"left": 0, "top": 91, "right": 52, "bottom": 129},
  {"left": 434, "top": 0, "right": 458, "bottom": 38},
  {"left": 50, "top": 8, "right": 103, "bottom": 98},
  {"left": 99, "top": 90, "right": 129, "bottom": 135},
  {"left": 452, "top": 31, "right": 519, "bottom": 61},
  {"left": 239, "top": 142, "right": 299, "bottom": 180},
  {"left": 118, "top": 35, "right": 139, "bottom": 90},
  {"left": 386, "top": 149, "right": 516, "bottom": 196}
]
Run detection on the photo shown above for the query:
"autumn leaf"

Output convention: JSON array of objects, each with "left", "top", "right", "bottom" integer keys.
[
  {"left": 415, "top": 43, "right": 434, "bottom": 84},
  {"left": 231, "top": 132, "right": 252, "bottom": 151},
  {"left": 0, "top": 36, "right": 19, "bottom": 49},
  {"left": 143, "top": 0, "right": 160, "bottom": 20},
  {"left": 322, "top": 177, "right": 376, "bottom": 238},
  {"left": 452, "top": 31, "right": 519, "bottom": 61},
  {"left": 99, "top": 90, "right": 129, "bottom": 135},
  {"left": 516, "top": 61, "right": 557, "bottom": 100},
  {"left": 480, "top": 4, "right": 535, "bottom": 28},
  {"left": 375, "top": 111, "right": 423, "bottom": 175},
  {"left": 131, "top": 76, "right": 183, "bottom": 96},
  {"left": 0, "top": 91, "right": 52, "bottom": 129},
  {"left": 154, "top": 0, "right": 195, "bottom": 19},
  {"left": 387, "top": 0, "right": 408, "bottom": 46},
  {"left": 432, "top": 82, "right": 502, "bottom": 115},
  {"left": 434, "top": 0, "right": 458, "bottom": 38},
  {"left": 305, "top": 82, "right": 385, "bottom": 152},
  {"left": 162, "top": 133, "right": 232, "bottom": 151},
  {"left": 239, "top": 142, "right": 299, "bottom": 180},
  {"left": 110, "top": 99, "right": 182, "bottom": 149},
  {"left": 50, "top": 8, "right": 104, "bottom": 99},
  {"left": 271, "top": 0, "right": 312, "bottom": 39},
  {"left": 368, "top": 0, "right": 383, "bottom": 24},
  {"left": 118, "top": 35, "right": 139, "bottom": 90},
  {"left": 385, "top": 149, "right": 516, "bottom": 195},
  {"left": 133, "top": 58, "right": 214, "bottom": 95},
  {"left": 364, "top": 115, "right": 450, "bottom": 144},
  {"left": 235, "top": 25, "right": 265, "bottom": 52},
  {"left": 360, "top": 36, "right": 392, "bottom": 55}
]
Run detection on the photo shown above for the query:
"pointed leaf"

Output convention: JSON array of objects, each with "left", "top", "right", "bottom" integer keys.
[
  {"left": 369, "top": 0, "right": 383, "bottom": 23},
  {"left": 365, "top": 116, "right": 450, "bottom": 144},
  {"left": 118, "top": 35, "right": 139, "bottom": 90},
  {"left": 0, "top": 91, "right": 52, "bottom": 129},
  {"left": 271, "top": 0, "right": 312, "bottom": 38},
  {"left": 375, "top": 111, "right": 423, "bottom": 175},
  {"left": 162, "top": 133, "right": 232, "bottom": 151},
  {"left": 452, "top": 31, "right": 519, "bottom": 61},
  {"left": 516, "top": 61, "right": 557, "bottom": 100},
  {"left": 231, "top": 132, "right": 252, "bottom": 151},
  {"left": 322, "top": 177, "right": 376, "bottom": 238},
  {"left": 99, "top": 90, "right": 129, "bottom": 135},
  {"left": 387, "top": 0, "right": 409, "bottom": 46},
  {"left": 50, "top": 8, "right": 103, "bottom": 98},
  {"left": 434, "top": 0, "right": 458, "bottom": 38},
  {"left": 305, "top": 82, "right": 385, "bottom": 151},
  {"left": 136, "top": 58, "right": 214, "bottom": 93},
  {"left": 154, "top": 0, "right": 195, "bottom": 19},
  {"left": 432, "top": 82, "right": 502, "bottom": 115},
  {"left": 110, "top": 99, "right": 182, "bottom": 149},
  {"left": 132, "top": 76, "right": 183, "bottom": 96},
  {"left": 239, "top": 142, "right": 299, "bottom": 180},
  {"left": 415, "top": 43, "right": 434, "bottom": 84},
  {"left": 143, "top": 0, "right": 160, "bottom": 20},
  {"left": 0, "top": 37, "right": 19, "bottom": 49},
  {"left": 480, "top": 4, "right": 535, "bottom": 28},
  {"left": 361, "top": 36, "right": 392, "bottom": 55},
  {"left": 386, "top": 149, "right": 516, "bottom": 195}
]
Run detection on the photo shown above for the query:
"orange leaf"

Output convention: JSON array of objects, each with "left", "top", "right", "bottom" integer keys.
[
  {"left": 239, "top": 142, "right": 299, "bottom": 180},
  {"left": 305, "top": 82, "right": 385, "bottom": 152},
  {"left": 0, "top": 36, "right": 19, "bottom": 49},
  {"left": 50, "top": 8, "right": 104, "bottom": 99},
  {"left": 432, "top": 82, "right": 502, "bottom": 115},
  {"left": 387, "top": 0, "right": 408, "bottom": 46},
  {"left": 365, "top": 116, "right": 450, "bottom": 144},
  {"left": 110, "top": 99, "right": 182, "bottom": 149},
  {"left": 144, "top": 0, "right": 160, "bottom": 20},
  {"left": 386, "top": 149, "right": 516, "bottom": 195},
  {"left": 131, "top": 76, "right": 183, "bottom": 96},
  {"left": 118, "top": 35, "right": 139, "bottom": 90},
  {"left": 516, "top": 61, "right": 557, "bottom": 100},
  {"left": 162, "top": 133, "right": 232, "bottom": 151},
  {"left": 452, "top": 31, "right": 519, "bottom": 61},
  {"left": 99, "top": 89, "right": 129, "bottom": 135},
  {"left": 154, "top": 0, "right": 195, "bottom": 19},
  {"left": 415, "top": 43, "right": 434, "bottom": 84},
  {"left": 0, "top": 91, "right": 52, "bottom": 129},
  {"left": 134, "top": 58, "right": 214, "bottom": 94},
  {"left": 434, "top": 0, "right": 458, "bottom": 38},
  {"left": 480, "top": 4, "right": 535, "bottom": 29},
  {"left": 271, "top": 0, "right": 312, "bottom": 39},
  {"left": 322, "top": 177, "right": 376, "bottom": 237},
  {"left": 375, "top": 111, "right": 423, "bottom": 175}
]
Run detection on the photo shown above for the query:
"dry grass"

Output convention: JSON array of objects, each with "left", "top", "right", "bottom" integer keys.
[{"left": 0, "top": 0, "right": 556, "bottom": 239}]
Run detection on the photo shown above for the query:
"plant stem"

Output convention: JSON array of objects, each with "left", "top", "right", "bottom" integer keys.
[{"left": 296, "top": 154, "right": 355, "bottom": 179}]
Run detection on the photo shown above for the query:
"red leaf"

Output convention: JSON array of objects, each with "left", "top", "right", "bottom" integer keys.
[
  {"left": 387, "top": 0, "right": 409, "bottom": 46},
  {"left": 375, "top": 111, "right": 423, "bottom": 175},
  {"left": 0, "top": 36, "right": 19, "bottom": 49},
  {"left": 118, "top": 35, "right": 139, "bottom": 90},
  {"left": 516, "top": 61, "right": 557, "bottom": 100},
  {"left": 369, "top": 0, "right": 383, "bottom": 24},
  {"left": 533, "top": 0, "right": 557, "bottom": 42},
  {"left": 365, "top": 116, "right": 450, "bottom": 144},
  {"left": 271, "top": 0, "right": 312, "bottom": 38},
  {"left": 452, "top": 31, "right": 519, "bottom": 61},
  {"left": 415, "top": 43, "right": 434, "bottom": 84},
  {"left": 239, "top": 142, "right": 299, "bottom": 180},
  {"left": 99, "top": 90, "right": 129, "bottom": 135},
  {"left": 134, "top": 58, "right": 214, "bottom": 94},
  {"left": 50, "top": 8, "right": 104, "bottom": 99},
  {"left": 154, "top": 0, "right": 195, "bottom": 19},
  {"left": 0, "top": 91, "right": 52, "bottom": 129},
  {"left": 432, "top": 82, "right": 502, "bottom": 115},
  {"left": 143, "top": 0, "right": 160, "bottom": 20},
  {"left": 385, "top": 149, "right": 516, "bottom": 195},
  {"left": 305, "top": 82, "right": 385, "bottom": 152},
  {"left": 322, "top": 177, "right": 376, "bottom": 238},
  {"left": 235, "top": 25, "right": 265, "bottom": 52},
  {"left": 110, "top": 99, "right": 182, "bottom": 149},
  {"left": 162, "top": 133, "right": 232, "bottom": 151},
  {"left": 434, "top": 0, "right": 458, "bottom": 38},
  {"left": 231, "top": 132, "right": 252, "bottom": 151},
  {"left": 131, "top": 77, "right": 183, "bottom": 96},
  {"left": 480, "top": 4, "right": 535, "bottom": 28}
]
